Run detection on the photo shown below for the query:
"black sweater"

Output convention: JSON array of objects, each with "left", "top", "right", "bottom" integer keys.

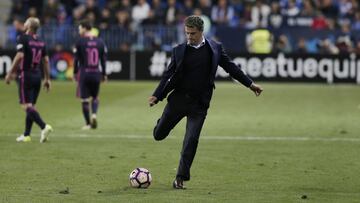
[{"left": 177, "top": 42, "right": 212, "bottom": 96}]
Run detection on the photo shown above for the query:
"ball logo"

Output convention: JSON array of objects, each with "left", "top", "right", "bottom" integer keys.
[{"left": 50, "top": 52, "right": 74, "bottom": 80}]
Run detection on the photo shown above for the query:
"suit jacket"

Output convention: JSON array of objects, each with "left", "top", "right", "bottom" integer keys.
[{"left": 152, "top": 38, "right": 253, "bottom": 102}]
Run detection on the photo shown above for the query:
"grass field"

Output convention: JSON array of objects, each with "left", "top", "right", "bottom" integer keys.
[{"left": 0, "top": 81, "right": 360, "bottom": 202}]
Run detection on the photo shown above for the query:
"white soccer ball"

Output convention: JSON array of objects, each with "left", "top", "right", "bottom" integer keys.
[{"left": 129, "top": 168, "right": 152, "bottom": 188}]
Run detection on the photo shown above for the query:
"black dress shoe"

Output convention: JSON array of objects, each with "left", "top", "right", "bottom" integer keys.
[{"left": 173, "top": 178, "right": 186, "bottom": 189}]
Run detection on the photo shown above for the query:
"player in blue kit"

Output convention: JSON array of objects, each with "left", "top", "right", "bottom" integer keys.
[
  {"left": 5, "top": 17, "right": 53, "bottom": 143},
  {"left": 73, "top": 20, "right": 107, "bottom": 130}
]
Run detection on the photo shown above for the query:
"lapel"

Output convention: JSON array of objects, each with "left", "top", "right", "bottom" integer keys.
[
  {"left": 175, "top": 43, "right": 186, "bottom": 71},
  {"left": 206, "top": 39, "right": 219, "bottom": 75}
]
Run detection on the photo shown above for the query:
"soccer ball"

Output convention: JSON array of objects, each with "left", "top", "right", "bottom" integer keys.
[{"left": 129, "top": 168, "right": 152, "bottom": 188}]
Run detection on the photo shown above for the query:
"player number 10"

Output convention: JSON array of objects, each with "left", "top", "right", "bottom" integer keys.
[{"left": 86, "top": 48, "right": 99, "bottom": 66}]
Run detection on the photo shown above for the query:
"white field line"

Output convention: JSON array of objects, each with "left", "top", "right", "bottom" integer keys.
[
  {"left": 58, "top": 134, "right": 360, "bottom": 142},
  {"left": 4, "top": 133, "right": 360, "bottom": 142}
]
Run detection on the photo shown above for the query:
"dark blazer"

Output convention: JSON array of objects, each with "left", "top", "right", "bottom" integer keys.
[{"left": 153, "top": 38, "right": 253, "bottom": 101}]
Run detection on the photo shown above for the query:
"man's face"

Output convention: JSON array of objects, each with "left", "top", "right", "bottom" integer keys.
[
  {"left": 14, "top": 20, "right": 24, "bottom": 31},
  {"left": 185, "top": 26, "right": 203, "bottom": 46}
]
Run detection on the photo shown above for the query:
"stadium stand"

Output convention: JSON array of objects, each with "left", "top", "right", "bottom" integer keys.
[{"left": 1, "top": 0, "right": 360, "bottom": 53}]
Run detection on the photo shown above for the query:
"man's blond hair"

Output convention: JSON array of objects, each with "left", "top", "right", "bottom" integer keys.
[{"left": 25, "top": 17, "right": 40, "bottom": 32}]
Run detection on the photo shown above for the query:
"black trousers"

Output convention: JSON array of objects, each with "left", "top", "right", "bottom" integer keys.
[{"left": 153, "top": 91, "right": 208, "bottom": 181}]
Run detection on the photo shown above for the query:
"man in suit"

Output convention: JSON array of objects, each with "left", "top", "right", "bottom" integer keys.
[{"left": 148, "top": 15, "right": 263, "bottom": 189}]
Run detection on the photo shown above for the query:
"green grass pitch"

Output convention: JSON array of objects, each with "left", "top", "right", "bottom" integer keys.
[{"left": 0, "top": 81, "right": 360, "bottom": 202}]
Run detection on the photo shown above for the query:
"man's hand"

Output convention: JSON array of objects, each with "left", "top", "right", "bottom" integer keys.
[
  {"left": 148, "top": 96, "right": 158, "bottom": 107},
  {"left": 249, "top": 83, "right": 263, "bottom": 96},
  {"left": 5, "top": 74, "right": 12, "bottom": 84},
  {"left": 43, "top": 80, "right": 51, "bottom": 92},
  {"left": 5, "top": 73, "right": 15, "bottom": 84},
  {"left": 101, "top": 75, "right": 108, "bottom": 83}
]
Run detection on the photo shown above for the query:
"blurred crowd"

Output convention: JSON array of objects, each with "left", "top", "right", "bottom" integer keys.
[{"left": 5, "top": 0, "right": 360, "bottom": 54}]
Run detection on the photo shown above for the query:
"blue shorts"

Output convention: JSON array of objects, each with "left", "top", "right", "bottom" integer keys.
[
  {"left": 77, "top": 73, "right": 100, "bottom": 99},
  {"left": 17, "top": 72, "right": 41, "bottom": 104}
]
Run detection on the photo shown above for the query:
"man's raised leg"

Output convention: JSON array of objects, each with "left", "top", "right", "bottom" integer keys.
[{"left": 153, "top": 104, "right": 185, "bottom": 141}]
